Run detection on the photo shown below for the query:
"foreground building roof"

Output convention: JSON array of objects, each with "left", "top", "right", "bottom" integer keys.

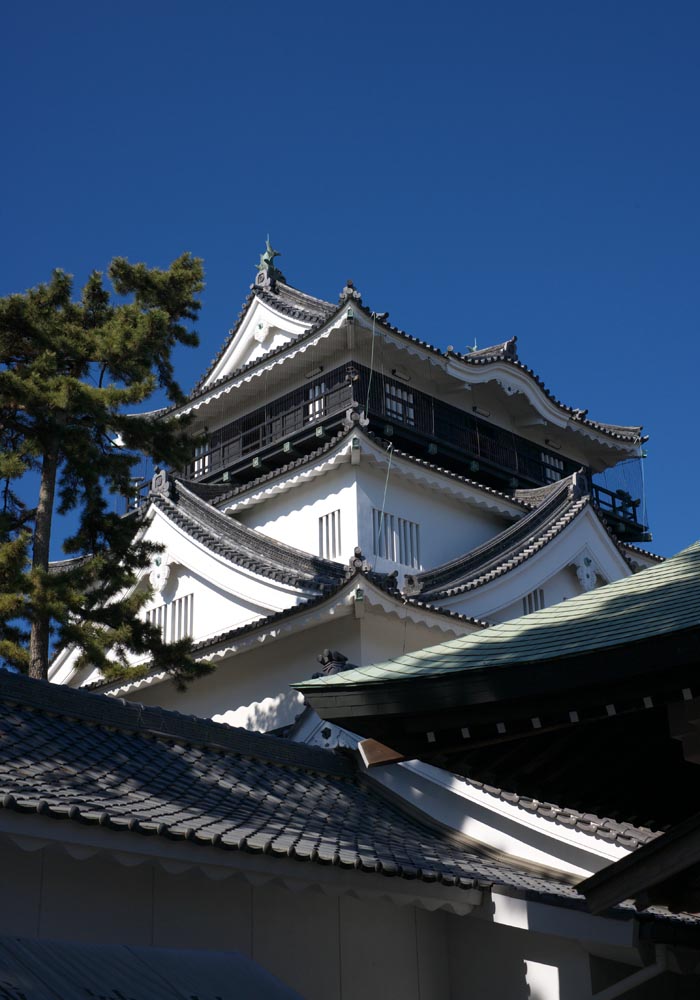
[
  {"left": 2, "top": 672, "right": 698, "bottom": 943},
  {"left": 296, "top": 542, "right": 700, "bottom": 830},
  {"left": 299, "top": 540, "right": 700, "bottom": 690},
  {"left": 0, "top": 672, "right": 584, "bottom": 904}
]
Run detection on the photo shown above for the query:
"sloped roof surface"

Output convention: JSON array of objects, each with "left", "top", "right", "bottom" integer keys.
[
  {"left": 0, "top": 936, "right": 299, "bottom": 1000},
  {"left": 298, "top": 541, "right": 700, "bottom": 689},
  {"left": 0, "top": 671, "right": 589, "bottom": 903},
  {"left": 193, "top": 281, "right": 336, "bottom": 394},
  {"left": 405, "top": 474, "right": 590, "bottom": 599},
  {"left": 151, "top": 478, "right": 346, "bottom": 592},
  {"left": 180, "top": 273, "right": 644, "bottom": 446}
]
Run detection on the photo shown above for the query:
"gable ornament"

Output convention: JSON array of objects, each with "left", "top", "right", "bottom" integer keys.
[
  {"left": 574, "top": 553, "right": 597, "bottom": 592},
  {"left": 149, "top": 553, "right": 172, "bottom": 593}
]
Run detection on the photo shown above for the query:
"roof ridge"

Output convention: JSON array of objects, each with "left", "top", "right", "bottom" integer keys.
[
  {"left": 407, "top": 477, "right": 579, "bottom": 598},
  {"left": 161, "top": 479, "right": 346, "bottom": 589},
  {"left": 211, "top": 426, "right": 530, "bottom": 513},
  {"left": 0, "top": 671, "right": 353, "bottom": 777}
]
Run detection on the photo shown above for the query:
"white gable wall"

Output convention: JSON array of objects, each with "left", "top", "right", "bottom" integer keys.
[
  {"left": 439, "top": 506, "right": 634, "bottom": 622},
  {"left": 236, "top": 464, "right": 359, "bottom": 566},
  {"left": 237, "top": 461, "right": 509, "bottom": 582},
  {"left": 204, "top": 297, "right": 312, "bottom": 387},
  {"left": 356, "top": 463, "right": 507, "bottom": 583}
]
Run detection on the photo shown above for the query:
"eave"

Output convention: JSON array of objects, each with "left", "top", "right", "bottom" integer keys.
[{"left": 295, "top": 624, "right": 700, "bottom": 756}]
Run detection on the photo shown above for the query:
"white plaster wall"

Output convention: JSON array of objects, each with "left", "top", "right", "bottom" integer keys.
[
  {"left": 237, "top": 464, "right": 359, "bottom": 566},
  {"left": 356, "top": 465, "right": 507, "bottom": 580},
  {"left": 129, "top": 616, "right": 362, "bottom": 729},
  {"left": 0, "top": 842, "right": 450, "bottom": 1000},
  {"left": 2, "top": 841, "right": 673, "bottom": 1000},
  {"left": 125, "top": 608, "right": 467, "bottom": 731},
  {"left": 447, "top": 910, "right": 594, "bottom": 1000},
  {"left": 490, "top": 564, "right": 583, "bottom": 624}
]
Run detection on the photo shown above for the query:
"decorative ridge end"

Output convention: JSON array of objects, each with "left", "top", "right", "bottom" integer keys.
[
  {"left": 253, "top": 237, "right": 286, "bottom": 291},
  {"left": 348, "top": 547, "right": 370, "bottom": 574},
  {"left": 570, "top": 468, "right": 589, "bottom": 500},
  {"left": 150, "top": 467, "right": 173, "bottom": 499},
  {"left": 311, "top": 649, "right": 358, "bottom": 678},
  {"left": 403, "top": 575, "right": 422, "bottom": 597},
  {"left": 339, "top": 279, "right": 362, "bottom": 304}
]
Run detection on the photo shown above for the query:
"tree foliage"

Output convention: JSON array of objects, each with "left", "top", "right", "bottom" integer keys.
[{"left": 0, "top": 254, "right": 214, "bottom": 686}]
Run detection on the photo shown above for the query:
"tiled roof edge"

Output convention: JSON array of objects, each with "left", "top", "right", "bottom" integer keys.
[
  {"left": 459, "top": 775, "right": 660, "bottom": 850},
  {"left": 209, "top": 426, "right": 530, "bottom": 514},
  {"left": 0, "top": 672, "right": 353, "bottom": 778},
  {"left": 152, "top": 479, "right": 347, "bottom": 591},
  {"left": 622, "top": 543, "right": 666, "bottom": 564},
  {"left": 178, "top": 291, "right": 643, "bottom": 447},
  {"left": 410, "top": 478, "right": 579, "bottom": 598}
]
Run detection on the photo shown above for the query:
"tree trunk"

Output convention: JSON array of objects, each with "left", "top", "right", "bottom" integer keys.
[{"left": 28, "top": 445, "right": 59, "bottom": 679}]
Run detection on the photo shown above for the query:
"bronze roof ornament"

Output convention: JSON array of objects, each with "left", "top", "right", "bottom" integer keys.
[{"left": 254, "top": 236, "right": 286, "bottom": 289}]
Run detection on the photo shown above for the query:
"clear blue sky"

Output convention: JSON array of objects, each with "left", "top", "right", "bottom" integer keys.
[{"left": 2, "top": 1, "right": 699, "bottom": 557}]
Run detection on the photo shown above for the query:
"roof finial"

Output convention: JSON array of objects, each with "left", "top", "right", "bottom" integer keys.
[
  {"left": 339, "top": 279, "right": 362, "bottom": 304},
  {"left": 254, "top": 237, "right": 285, "bottom": 290}
]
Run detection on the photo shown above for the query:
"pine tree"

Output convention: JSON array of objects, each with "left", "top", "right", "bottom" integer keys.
[{"left": 0, "top": 254, "right": 214, "bottom": 686}]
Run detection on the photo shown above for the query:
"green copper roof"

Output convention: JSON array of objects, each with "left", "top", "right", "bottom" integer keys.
[{"left": 296, "top": 542, "right": 699, "bottom": 691}]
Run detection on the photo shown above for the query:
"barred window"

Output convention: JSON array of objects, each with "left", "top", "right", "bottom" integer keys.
[
  {"left": 193, "top": 441, "right": 210, "bottom": 478},
  {"left": 306, "top": 381, "right": 327, "bottom": 422},
  {"left": 319, "top": 510, "right": 341, "bottom": 559},
  {"left": 541, "top": 452, "right": 564, "bottom": 483},
  {"left": 146, "top": 594, "right": 194, "bottom": 642},
  {"left": 522, "top": 588, "right": 545, "bottom": 615},
  {"left": 372, "top": 508, "right": 420, "bottom": 568},
  {"left": 384, "top": 382, "right": 415, "bottom": 426}
]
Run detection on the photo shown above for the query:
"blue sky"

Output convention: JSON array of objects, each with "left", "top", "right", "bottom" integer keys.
[{"left": 2, "top": 1, "right": 699, "bottom": 557}]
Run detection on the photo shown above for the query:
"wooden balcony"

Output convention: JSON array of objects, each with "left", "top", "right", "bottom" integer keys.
[
  {"left": 126, "top": 361, "right": 647, "bottom": 542},
  {"left": 591, "top": 483, "right": 649, "bottom": 543}
]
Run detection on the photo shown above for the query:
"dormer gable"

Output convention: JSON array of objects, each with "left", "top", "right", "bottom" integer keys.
[{"left": 198, "top": 243, "right": 337, "bottom": 391}]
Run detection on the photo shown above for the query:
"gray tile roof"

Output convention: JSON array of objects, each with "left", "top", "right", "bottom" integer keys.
[
  {"left": 0, "top": 671, "right": 588, "bottom": 904},
  {"left": 459, "top": 776, "right": 659, "bottom": 850},
  {"left": 151, "top": 478, "right": 347, "bottom": 592},
  {"left": 404, "top": 474, "right": 592, "bottom": 600}
]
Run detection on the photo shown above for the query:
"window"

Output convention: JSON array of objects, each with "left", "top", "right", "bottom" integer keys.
[
  {"left": 306, "top": 381, "right": 327, "bottom": 422},
  {"left": 522, "top": 588, "right": 545, "bottom": 615},
  {"left": 146, "top": 594, "right": 194, "bottom": 643},
  {"left": 193, "top": 441, "right": 210, "bottom": 478},
  {"left": 541, "top": 452, "right": 564, "bottom": 483},
  {"left": 372, "top": 508, "right": 420, "bottom": 568},
  {"left": 384, "top": 382, "right": 415, "bottom": 426},
  {"left": 319, "top": 510, "right": 341, "bottom": 559}
]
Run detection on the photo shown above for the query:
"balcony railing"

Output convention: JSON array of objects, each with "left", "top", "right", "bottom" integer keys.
[
  {"left": 185, "top": 375, "right": 354, "bottom": 480},
  {"left": 591, "top": 483, "right": 649, "bottom": 541},
  {"left": 164, "top": 360, "right": 647, "bottom": 540}
]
